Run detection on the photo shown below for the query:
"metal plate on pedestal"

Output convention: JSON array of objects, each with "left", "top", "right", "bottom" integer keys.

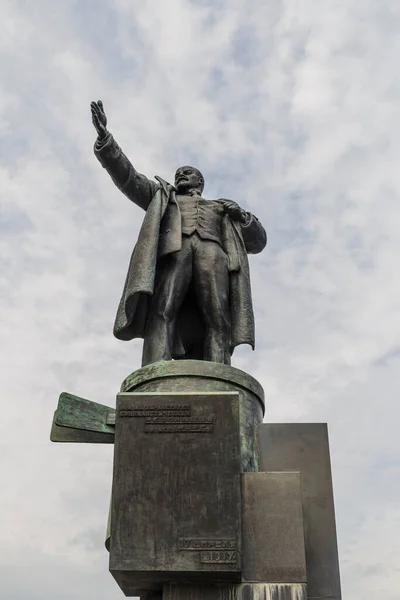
[
  {"left": 242, "top": 472, "right": 306, "bottom": 583},
  {"left": 110, "top": 392, "right": 242, "bottom": 596}
]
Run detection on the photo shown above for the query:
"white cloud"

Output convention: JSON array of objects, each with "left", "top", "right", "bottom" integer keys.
[{"left": 1, "top": 1, "right": 400, "bottom": 598}]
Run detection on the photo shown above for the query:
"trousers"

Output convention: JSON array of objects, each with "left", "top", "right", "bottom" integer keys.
[{"left": 142, "top": 233, "right": 230, "bottom": 366}]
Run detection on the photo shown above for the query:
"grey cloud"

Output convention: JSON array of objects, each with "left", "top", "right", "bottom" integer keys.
[{"left": 1, "top": 1, "right": 400, "bottom": 599}]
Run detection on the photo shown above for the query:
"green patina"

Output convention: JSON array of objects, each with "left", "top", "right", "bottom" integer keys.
[
  {"left": 121, "top": 360, "right": 265, "bottom": 414},
  {"left": 50, "top": 392, "right": 115, "bottom": 443},
  {"left": 50, "top": 362, "right": 264, "bottom": 472}
]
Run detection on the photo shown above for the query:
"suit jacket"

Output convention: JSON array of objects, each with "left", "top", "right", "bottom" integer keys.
[{"left": 94, "top": 133, "right": 267, "bottom": 355}]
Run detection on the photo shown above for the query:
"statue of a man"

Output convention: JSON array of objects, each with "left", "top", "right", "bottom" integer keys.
[{"left": 91, "top": 100, "right": 267, "bottom": 367}]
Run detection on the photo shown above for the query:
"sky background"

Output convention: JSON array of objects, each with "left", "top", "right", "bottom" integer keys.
[{"left": 1, "top": 1, "right": 400, "bottom": 598}]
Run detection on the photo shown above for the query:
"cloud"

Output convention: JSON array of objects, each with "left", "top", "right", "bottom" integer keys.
[{"left": 1, "top": 1, "right": 400, "bottom": 598}]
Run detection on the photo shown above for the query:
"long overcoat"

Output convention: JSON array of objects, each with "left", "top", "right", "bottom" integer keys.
[{"left": 94, "top": 133, "right": 267, "bottom": 356}]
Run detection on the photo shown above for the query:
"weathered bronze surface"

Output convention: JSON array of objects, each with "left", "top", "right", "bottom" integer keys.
[
  {"left": 91, "top": 100, "right": 266, "bottom": 367},
  {"left": 109, "top": 392, "right": 242, "bottom": 596},
  {"left": 258, "top": 424, "right": 341, "bottom": 600},
  {"left": 121, "top": 360, "right": 264, "bottom": 412},
  {"left": 50, "top": 392, "right": 115, "bottom": 443},
  {"left": 241, "top": 472, "right": 306, "bottom": 584},
  {"left": 120, "top": 360, "right": 264, "bottom": 473},
  {"left": 164, "top": 583, "right": 307, "bottom": 600}
]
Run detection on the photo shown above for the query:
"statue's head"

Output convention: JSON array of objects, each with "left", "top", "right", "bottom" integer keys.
[{"left": 175, "top": 166, "right": 204, "bottom": 194}]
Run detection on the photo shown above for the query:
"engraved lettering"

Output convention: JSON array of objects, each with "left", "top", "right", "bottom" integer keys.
[
  {"left": 145, "top": 417, "right": 213, "bottom": 424},
  {"left": 179, "top": 538, "right": 236, "bottom": 551},
  {"left": 119, "top": 405, "right": 191, "bottom": 418},
  {"left": 145, "top": 423, "right": 213, "bottom": 433},
  {"left": 200, "top": 551, "right": 237, "bottom": 564}
]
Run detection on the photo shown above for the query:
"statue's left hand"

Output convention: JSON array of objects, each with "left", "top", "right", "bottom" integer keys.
[{"left": 219, "top": 199, "right": 246, "bottom": 222}]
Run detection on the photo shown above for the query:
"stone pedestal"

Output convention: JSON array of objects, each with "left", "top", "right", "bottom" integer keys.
[
  {"left": 165, "top": 583, "right": 307, "bottom": 600},
  {"left": 105, "top": 361, "right": 340, "bottom": 600},
  {"left": 109, "top": 361, "right": 265, "bottom": 596},
  {"left": 50, "top": 356, "right": 342, "bottom": 599},
  {"left": 258, "top": 424, "right": 341, "bottom": 600}
]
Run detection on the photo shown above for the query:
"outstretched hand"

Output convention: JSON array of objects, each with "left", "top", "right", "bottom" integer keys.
[
  {"left": 91, "top": 100, "right": 108, "bottom": 139},
  {"left": 219, "top": 199, "right": 247, "bottom": 222}
]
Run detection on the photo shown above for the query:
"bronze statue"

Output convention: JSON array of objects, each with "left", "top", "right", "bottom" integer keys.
[{"left": 91, "top": 100, "right": 267, "bottom": 366}]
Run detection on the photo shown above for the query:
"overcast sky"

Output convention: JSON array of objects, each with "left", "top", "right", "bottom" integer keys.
[{"left": 1, "top": 1, "right": 400, "bottom": 598}]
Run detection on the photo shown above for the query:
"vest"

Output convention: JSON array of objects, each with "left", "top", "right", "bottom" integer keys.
[{"left": 177, "top": 196, "right": 224, "bottom": 246}]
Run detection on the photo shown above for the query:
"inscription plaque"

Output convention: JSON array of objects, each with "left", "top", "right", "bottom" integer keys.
[
  {"left": 110, "top": 392, "right": 241, "bottom": 596},
  {"left": 119, "top": 405, "right": 214, "bottom": 434}
]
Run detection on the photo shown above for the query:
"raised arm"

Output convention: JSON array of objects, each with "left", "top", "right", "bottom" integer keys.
[{"left": 91, "top": 100, "right": 158, "bottom": 211}]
